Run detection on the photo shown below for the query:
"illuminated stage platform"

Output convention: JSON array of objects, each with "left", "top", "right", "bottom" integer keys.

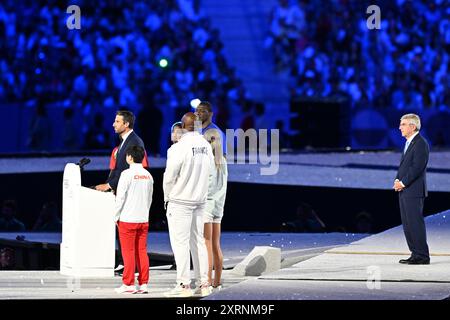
[
  {"left": 206, "top": 210, "right": 450, "bottom": 300},
  {"left": 0, "top": 210, "right": 449, "bottom": 300}
]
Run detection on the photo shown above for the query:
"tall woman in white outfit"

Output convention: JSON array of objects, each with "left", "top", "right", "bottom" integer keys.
[{"left": 203, "top": 129, "right": 228, "bottom": 289}]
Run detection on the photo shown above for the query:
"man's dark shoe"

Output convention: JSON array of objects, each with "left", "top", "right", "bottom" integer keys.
[
  {"left": 399, "top": 256, "right": 413, "bottom": 264},
  {"left": 407, "top": 257, "right": 430, "bottom": 265}
]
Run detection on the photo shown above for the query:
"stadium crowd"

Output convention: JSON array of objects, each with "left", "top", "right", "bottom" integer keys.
[{"left": 266, "top": 0, "right": 449, "bottom": 110}]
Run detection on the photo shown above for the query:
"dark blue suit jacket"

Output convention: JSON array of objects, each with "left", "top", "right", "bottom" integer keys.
[
  {"left": 107, "top": 131, "right": 145, "bottom": 191},
  {"left": 396, "top": 133, "right": 429, "bottom": 198}
]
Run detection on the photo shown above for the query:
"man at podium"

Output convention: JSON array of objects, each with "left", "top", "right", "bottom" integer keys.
[
  {"left": 95, "top": 110, "right": 148, "bottom": 271},
  {"left": 95, "top": 110, "right": 147, "bottom": 192}
]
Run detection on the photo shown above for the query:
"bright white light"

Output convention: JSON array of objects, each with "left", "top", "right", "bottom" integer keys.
[
  {"left": 159, "top": 58, "right": 168, "bottom": 68},
  {"left": 190, "top": 98, "right": 201, "bottom": 109}
]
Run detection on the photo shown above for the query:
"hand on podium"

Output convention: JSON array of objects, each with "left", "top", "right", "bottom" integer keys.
[{"left": 95, "top": 183, "right": 112, "bottom": 192}]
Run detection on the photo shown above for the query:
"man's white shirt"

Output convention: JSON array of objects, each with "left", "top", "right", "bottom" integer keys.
[
  {"left": 163, "top": 131, "right": 214, "bottom": 205},
  {"left": 118, "top": 129, "right": 133, "bottom": 151},
  {"left": 115, "top": 163, "right": 153, "bottom": 222},
  {"left": 405, "top": 131, "right": 419, "bottom": 149}
]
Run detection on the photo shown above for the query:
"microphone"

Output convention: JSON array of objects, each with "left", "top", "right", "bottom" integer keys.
[{"left": 77, "top": 157, "right": 91, "bottom": 170}]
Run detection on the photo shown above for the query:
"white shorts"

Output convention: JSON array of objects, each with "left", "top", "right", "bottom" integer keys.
[{"left": 204, "top": 199, "right": 224, "bottom": 224}]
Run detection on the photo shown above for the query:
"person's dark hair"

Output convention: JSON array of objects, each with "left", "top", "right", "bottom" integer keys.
[
  {"left": 116, "top": 110, "right": 135, "bottom": 129},
  {"left": 198, "top": 101, "right": 212, "bottom": 112},
  {"left": 126, "top": 145, "right": 145, "bottom": 163},
  {"left": 171, "top": 121, "right": 182, "bottom": 132}
]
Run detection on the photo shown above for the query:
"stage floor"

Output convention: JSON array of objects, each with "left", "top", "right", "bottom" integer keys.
[
  {"left": 0, "top": 232, "right": 367, "bottom": 269},
  {"left": 0, "top": 269, "right": 247, "bottom": 300},
  {"left": 1, "top": 210, "right": 449, "bottom": 300},
  {"left": 0, "top": 232, "right": 365, "bottom": 300},
  {"left": 2, "top": 151, "right": 450, "bottom": 191},
  {"left": 207, "top": 209, "right": 450, "bottom": 300}
]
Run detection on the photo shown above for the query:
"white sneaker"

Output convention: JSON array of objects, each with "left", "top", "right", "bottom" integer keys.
[
  {"left": 114, "top": 284, "right": 137, "bottom": 294},
  {"left": 212, "top": 285, "right": 222, "bottom": 293},
  {"left": 136, "top": 284, "right": 148, "bottom": 294},
  {"left": 164, "top": 284, "right": 193, "bottom": 298},
  {"left": 114, "top": 264, "right": 124, "bottom": 272},
  {"left": 194, "top": 283, "right": 213, "bottom": 297}
]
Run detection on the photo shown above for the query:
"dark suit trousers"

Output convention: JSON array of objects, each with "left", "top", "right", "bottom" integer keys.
[
  {"left": 399, "top": 194, "right": 429, "bottom": 259},
  {"left": 116, "top": 225, "right": 124, "bottom": 266}
]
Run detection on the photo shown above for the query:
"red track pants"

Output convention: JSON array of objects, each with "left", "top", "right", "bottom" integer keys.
[{"left": 118, "top": 221, "right": 149, "bottom": 286}]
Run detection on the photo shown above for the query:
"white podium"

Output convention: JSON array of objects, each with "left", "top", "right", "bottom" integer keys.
[{"left": 60, "top": 163, "right": 115, "bottom": 277}]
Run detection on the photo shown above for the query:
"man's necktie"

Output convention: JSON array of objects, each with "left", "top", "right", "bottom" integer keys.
[
  {"left": 403, "top": 140, "right": 410, "bottom": 154},
  {"left": 118, "top": 137, "right": 124, "bottom": 152}
]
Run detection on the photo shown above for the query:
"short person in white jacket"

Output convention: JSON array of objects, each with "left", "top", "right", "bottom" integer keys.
[
  {"left": 114, "top": 146, "right": 153, "bottom": 294},
  {"left": 203, "top": 129, "right": 227, "bottom": 291},
  {"left": 170, "top": 121, "right": 183, "bottom": 144},
  {"left": 163, "top": 112, "right": 214, "bottom": 297}
]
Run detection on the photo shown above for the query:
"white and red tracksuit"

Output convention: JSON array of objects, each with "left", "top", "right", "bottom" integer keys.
[
  {"left": 163, "top": 131, "right": 214, "bottom": 286},
  {"left": 115, "top": 163, "right": 153, "bottom": 286}
]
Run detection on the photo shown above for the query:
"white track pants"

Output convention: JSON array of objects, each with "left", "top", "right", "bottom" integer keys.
[{"left": 166, "top": 202, "right": 208, "bottom": 286}]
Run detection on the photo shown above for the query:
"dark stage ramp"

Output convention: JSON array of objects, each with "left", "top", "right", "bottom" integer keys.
[{"left": 1, "top": 151, "right": 449, "bottom": 232}]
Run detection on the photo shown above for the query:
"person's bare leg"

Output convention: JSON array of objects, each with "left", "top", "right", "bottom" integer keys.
[
  {"left": 203, "top": 223, "right": 213, "bottom": 284},
  {"left": 212, "top": 223, "right": 223, "bottom": 287}
]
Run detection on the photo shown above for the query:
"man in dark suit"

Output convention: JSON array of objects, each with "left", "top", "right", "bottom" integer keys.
[
  {"left": 394, "top": 113, "right": 430, "bottom": 265},
  {"left": 95, "top": 110, "right": 147, "bottom": 271},
  {"left": 96, "top": 110, "right": 146, "bottom": 192}
]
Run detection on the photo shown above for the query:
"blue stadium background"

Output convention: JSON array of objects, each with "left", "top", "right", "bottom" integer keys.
[{"left": 1, "top": 0, "right": 449, "bottom": 154}]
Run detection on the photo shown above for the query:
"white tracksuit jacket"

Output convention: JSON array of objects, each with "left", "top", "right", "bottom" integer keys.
[
  {"left": 163, "top": 131, "right": 214, "bottom": 206},
  {"left": 114, "top": 163, "right": 154, "bottom": 222}
]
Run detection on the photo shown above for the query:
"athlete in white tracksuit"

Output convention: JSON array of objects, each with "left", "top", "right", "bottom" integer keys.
[
  {"left": 114, "top": 146, "right": 153, "bottom": 293},
  {"left": 163, "top": 129, "right": 214, "bottom": 289}
]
